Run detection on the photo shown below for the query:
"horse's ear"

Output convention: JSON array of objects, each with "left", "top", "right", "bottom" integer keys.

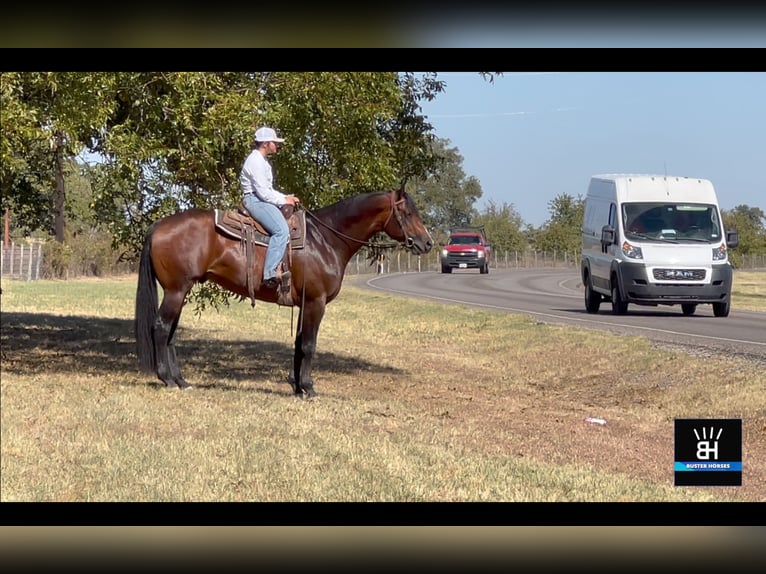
[{"left": 395, "top": 180, "right": 407, "bottom": 200}]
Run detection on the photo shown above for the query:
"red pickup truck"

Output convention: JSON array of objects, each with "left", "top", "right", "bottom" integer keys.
[{"left": 440, "top": 227, "right": 491, "bottom": 274}]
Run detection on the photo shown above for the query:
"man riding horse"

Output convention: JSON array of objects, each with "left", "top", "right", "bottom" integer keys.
[{"left": 239, "top": 126, "right": 301, "bottom": 289}]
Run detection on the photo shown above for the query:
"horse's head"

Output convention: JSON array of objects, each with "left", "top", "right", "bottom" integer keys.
[{"left": 384, "top": 187, "right": 434, "bottom": 255}]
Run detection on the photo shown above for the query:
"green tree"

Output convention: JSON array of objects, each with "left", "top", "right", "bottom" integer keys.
[
  {"left": 410, "top": 137, "right": 483, "bottom": 241},
  {"left": 722, "top": 205, "right": 766, "bottom": 267},
  {"left": 534, "top": 193, "right": 584, "bottom": 254},
  {"left": 472, "top": 200, "right": 527, "bottom": 253},
  {"left": 1, "top": 72, "right": 116, "bottom": 242}
]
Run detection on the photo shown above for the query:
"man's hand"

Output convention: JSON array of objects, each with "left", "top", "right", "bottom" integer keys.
[{"left": 285, "top": 195, "right": 300, "bottom": 206}]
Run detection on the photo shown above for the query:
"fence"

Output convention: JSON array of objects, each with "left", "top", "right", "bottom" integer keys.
[
  {"left": 346, "top": 249, "right": 766, "bottom": 275},
  {"left": 347, "top": 249, "right": 582, "bottom": 275},
  {"left": 732, "top": 253, "right": 766, "bottom": 270},
  {"left": 1, "top": 243, "right": 44, "bottom": 281}
]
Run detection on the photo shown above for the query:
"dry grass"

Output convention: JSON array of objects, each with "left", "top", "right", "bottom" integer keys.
[
  {"left": 1, "top": 273, "right": 765, "bottom": 502},
  {"left": 733, "top": 270, "right": 766, "bottom": 311}
]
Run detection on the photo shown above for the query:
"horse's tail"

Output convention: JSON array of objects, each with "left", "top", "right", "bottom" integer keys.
[{"left": 135, "top": 225, "right": 158, "bottom": 373}]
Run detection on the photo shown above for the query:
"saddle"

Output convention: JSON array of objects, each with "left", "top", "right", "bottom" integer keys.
[{"left": 214, "top": 203, "right": 306, "bottom": 308}]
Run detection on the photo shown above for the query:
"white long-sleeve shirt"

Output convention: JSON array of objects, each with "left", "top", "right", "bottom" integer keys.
[{"left": 240, "top": 150, "right": 287, "bottom": 206}]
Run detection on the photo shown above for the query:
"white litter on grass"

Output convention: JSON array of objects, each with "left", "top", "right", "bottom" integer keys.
[{"left": 584, "top": 417, "right": 607, "bottom": 426}]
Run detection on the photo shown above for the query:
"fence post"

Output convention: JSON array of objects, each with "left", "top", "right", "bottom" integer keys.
[
  {"left": 27, "top": 244, "right": 34, "bottom": 280},
  {"left": 35, "top": 244, "right": 43, "bottom": 279}
]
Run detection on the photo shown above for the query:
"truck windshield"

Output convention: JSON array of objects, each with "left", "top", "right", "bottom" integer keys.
[
  {"left": 622, "top": 203, "right": 721, "bottom": 242},
  {"left": 448, "top": 236, "right": 481, "bottom": 245}
]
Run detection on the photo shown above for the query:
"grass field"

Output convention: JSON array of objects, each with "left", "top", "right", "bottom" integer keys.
[{"left": 1, "top": 271, "right": 764, "bottom": 503}]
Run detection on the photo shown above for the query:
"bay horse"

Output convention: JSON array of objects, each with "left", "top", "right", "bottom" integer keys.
[{"left": 134, "top": 185, "right": 433, "bottom": 398}]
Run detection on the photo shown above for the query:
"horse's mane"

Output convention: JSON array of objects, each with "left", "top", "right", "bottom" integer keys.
[{"left": 312, "top": 189, "right": 393, "bottom": 220}]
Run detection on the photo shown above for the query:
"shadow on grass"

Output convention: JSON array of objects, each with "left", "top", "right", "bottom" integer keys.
[{"left": 0, "top": 312, "right": 404, "bottom": 389}]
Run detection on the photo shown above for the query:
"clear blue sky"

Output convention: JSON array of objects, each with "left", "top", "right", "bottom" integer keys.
[{"left": 419, "top": 72, "right": 765, "bottom": 227}]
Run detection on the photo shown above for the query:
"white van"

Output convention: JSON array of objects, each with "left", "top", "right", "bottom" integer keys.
[{"left": 580, "top": 174, "right": 739, "bottom": 317}]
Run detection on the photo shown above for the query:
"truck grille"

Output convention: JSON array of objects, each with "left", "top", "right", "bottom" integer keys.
[
  {"left": 653, "top": 269, "right": 706, "bottom": 281},
  {"left": 446, "top": 252, "right": 481, "bottom": 265}
]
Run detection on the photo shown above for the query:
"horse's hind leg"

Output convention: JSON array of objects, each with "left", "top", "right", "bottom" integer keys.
[
  {"left": 167, "top": 317, "right": 191, "bottom": 389},
  {"left": 154, "top": 290, "right": 190, "bottom": 389}
]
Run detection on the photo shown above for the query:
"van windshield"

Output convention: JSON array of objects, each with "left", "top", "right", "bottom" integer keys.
[{"left": 622, "top": 203, "right": 721, "bottom": 242}]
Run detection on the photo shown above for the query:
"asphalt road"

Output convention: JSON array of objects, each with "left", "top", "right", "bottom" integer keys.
[{"left": 361, "top": 268, "right": 766, "bottom": 364}]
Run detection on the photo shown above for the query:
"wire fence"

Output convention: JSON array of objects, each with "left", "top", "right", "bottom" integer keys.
[
  {"left": 348, "top": 249, "right": 583, "bottom": 275},
  {"left": 1, "top": 242, "right": 45, "bottom": 281}
]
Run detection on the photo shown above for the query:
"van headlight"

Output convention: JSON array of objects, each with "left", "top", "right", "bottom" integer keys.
[
  {"left": 622, "top": 241, "right": 643, "bottom": 259},
  {"left": 712, "top": 245, "right": 727, "bottom": 261},
  {"left": 477, "top": 250, "right": 485, "bottom": 258},
  {"left": 441, "top": 249, "right": 448, "bottom": 258}
]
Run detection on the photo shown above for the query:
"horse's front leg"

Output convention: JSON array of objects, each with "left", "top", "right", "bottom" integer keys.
[
  {"left": 289, "top": 303, "right": 325, "bottom": 399},
  {"left": 288, "top": 329, "right": 303, "bottom": 395}
]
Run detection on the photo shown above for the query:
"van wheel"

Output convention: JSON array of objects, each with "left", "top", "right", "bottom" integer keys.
[
  {"left": 480, "top": 263, "right": 489, "bottom": 274},
  {"left": 441, "top": 265, "right": 452, "bottom": 274},
  {"left": 611, "top": 279, "right": 628, "bottom": 315},
  {"left": 712, "top": 300, "right": 730, "bottom": 317},
  {"left": 681, "top": 304, "right": 697, "bottom": 316},
  {"left": 584, "top": 274, "right": 601, "bottom": 313}
]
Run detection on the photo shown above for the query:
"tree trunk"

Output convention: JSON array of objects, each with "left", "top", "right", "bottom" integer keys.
[{"left": 54, "top": 130, "right": 66, "bottom": 243}]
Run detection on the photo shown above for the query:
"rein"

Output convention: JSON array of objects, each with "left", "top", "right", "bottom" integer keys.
[{"left": 303, "top": 192, "right": 407, "bottom": 248}]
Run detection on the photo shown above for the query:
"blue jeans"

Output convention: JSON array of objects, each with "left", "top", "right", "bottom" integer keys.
[{"left": 242, "top": 194, "right": 289, "bottom": 281}]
